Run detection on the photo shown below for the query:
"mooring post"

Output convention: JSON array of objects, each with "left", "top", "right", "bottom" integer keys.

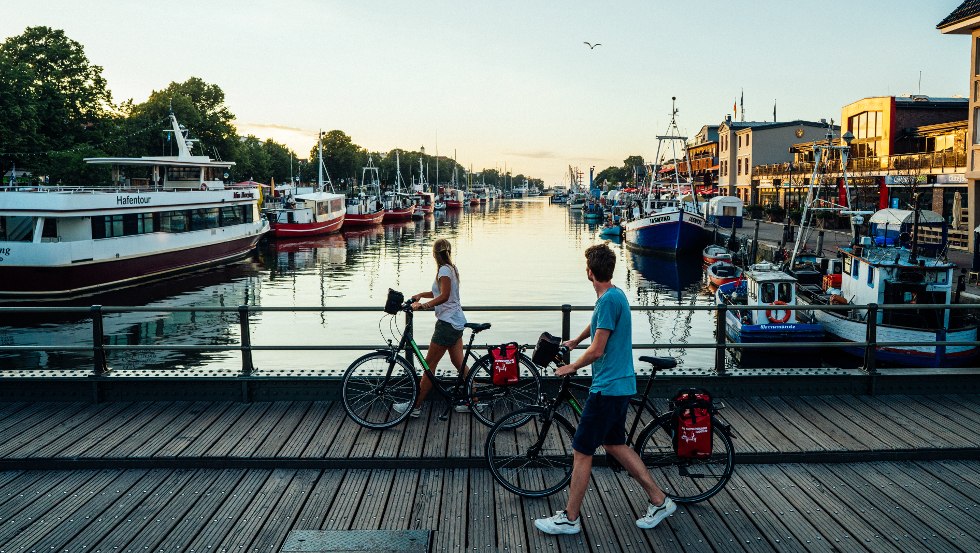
[
  {"left": 752, "top": 219, "right": 760, "bottom": 262},
  {"left": 239, "top": 305, "right": 255, "bottom": 376},
  {"left": 90, "top": 305, "right": 109, "bottom": 376},
  {"left": 816, "top": 230, "right": 825, "bottom": 256},
  {"left": 715, "top": 304, "right": 727, "bottom": 375},
  {"left": 561, "top": 304, "right": 571, "bottom": 364}
]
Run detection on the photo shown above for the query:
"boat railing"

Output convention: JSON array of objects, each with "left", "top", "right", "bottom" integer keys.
[{"left": 0, "top": 302, "right": 977, "bottom": 381}]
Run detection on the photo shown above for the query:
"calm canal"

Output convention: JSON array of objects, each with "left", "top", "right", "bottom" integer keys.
[{"left": 2, "top": 198, "right": 728, "bottom": 375}]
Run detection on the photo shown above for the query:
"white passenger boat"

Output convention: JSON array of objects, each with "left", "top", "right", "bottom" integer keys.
[{"left": 0, "top": 112, "right": 269, "bottom": 299}]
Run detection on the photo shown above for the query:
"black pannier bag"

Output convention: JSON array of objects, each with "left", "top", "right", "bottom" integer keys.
[
  {"left": 384, "top": 288, "right": 405, "bottom": 315},
  {"left": 670, "top": 388, "right": 714, "bottom": 459},
  {"left": 531, "top": 332, "right": 562, "bottom": 366}
]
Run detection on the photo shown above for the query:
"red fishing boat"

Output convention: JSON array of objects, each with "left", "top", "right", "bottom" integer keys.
[
  {"left": 343, "top": 158, "right": 385, "bottom": 228},
  {"left": 703, "top": 244, "right": 733, "bottom": 267},
  {"left": 706, "top": 261, "right": 743, "bottom": 288}
]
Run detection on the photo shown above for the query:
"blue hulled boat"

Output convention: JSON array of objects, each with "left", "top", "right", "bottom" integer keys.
[{"left": 623, "top": 198, "right": 706, "bottom": 254}]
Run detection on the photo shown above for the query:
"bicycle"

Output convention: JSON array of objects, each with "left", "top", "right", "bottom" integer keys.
[
  {"left": 341, "top": 290, "right": 543, "bottom": 429},
  {"left": 484, "top": 348, "right": 735, "bottom": 502}
]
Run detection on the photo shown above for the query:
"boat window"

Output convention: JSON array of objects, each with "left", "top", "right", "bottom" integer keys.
[
  {"left": 0, "top": 216, "right": 35, "bottom": 242},
  {"left": 190, "top": 208, "right": 220, "bottom": 231},
  {"left": 159, "top": 211, "right": 188, "bottom": 233},
  {"left": 220, "top": 206, "right": 243, "bottom": 227},
  {"left": 851, "top": 259, "right": 860, "bottom": 278},
  {"left": 92, "top": 214, "right": 125, "bottom": 239},
  {"left": 867, "top": 266, "right": 875, "bottom": 288},
  {"left": 761, "top": 283, "right": 775, "bottom": 303},
  {"left": 166, "top": 167, "right": 200, "bottom": 183},
  {"left": 778, "top": 282, "right": 793, "bottom": 302},
  {"left": 842, "top": 256, "right": 851, "bottom": 275},
  {"left": 316, "top": 201, "right": 329, "bottom": 216},
  {"left": 41, "top": 218, "right": 58, "bottom": 240},
  {"left": 331, "top": 199, "right": 343, "bottom": 213},
  {"left": 241, "top": 205, "right": 253, "bottom": 223}
]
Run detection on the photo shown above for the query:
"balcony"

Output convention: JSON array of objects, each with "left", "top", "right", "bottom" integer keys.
[{"left": 754, "top": 150, "right": 967, "bottom": 179}]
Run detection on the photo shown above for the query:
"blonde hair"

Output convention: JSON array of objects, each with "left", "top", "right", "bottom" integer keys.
[{"left": 433, "top": 238, "right": 459, "bottom": 280}]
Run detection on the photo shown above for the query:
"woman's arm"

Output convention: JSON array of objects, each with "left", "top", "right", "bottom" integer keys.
[
  {"left": 412, "top": 276, "right": 450, "bottom": 310},
  {"left": 411, "top": 291, "right": 434, "bottom": 302}
]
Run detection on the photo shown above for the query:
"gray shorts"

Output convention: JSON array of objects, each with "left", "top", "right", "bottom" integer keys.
[{"left": 432, "top": 320, "right": 463, "bottom": 347}]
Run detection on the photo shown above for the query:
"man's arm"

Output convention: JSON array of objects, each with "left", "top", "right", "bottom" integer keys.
[{"left": 556, "top": 329, "right": 610, "bottom": 376}]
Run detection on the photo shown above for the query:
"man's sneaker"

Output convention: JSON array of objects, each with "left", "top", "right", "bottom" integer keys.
[
  {"left": 393, "top": 401, "right": 421, "bottom": 418},
  {"left": 636, "top": 497, "right": 676, "bottom": 529},
  {"left": 534, "top": 510, "right": 581, "bottom": 535}
]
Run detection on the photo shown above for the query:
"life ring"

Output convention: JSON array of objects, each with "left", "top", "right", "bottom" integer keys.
[{"left": 766, "top": 300, "right": 791, "bottom": 324}]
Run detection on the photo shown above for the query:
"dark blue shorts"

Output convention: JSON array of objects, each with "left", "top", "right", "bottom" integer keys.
[{"left": 571, "top": 393, "right": 630, "bottom": 455}]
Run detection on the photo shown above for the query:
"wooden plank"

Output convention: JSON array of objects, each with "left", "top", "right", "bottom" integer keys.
[
  {"left": 0, "top": 403, "right": 46, "bottom": 434},
  {"left": 250, "top": 401, "right": 311, "bottom": 457},
  {"left": 101, "top": 402, "right": 187, "bottom": 457},
  {"left": 756, "top": 396, "right": 844, "bottom": 452},
  {"left": 409, "top": 469, "right": 444, "bottom": 534},
  {"left": 0, "top": 471, "right": 47, "bottom": 511},
  {"left": 886, "top": 462, "right": 980, "bottom": 537},
  {"left": 432, "top": 468, "right": 467, "bottom": 551},
  {"left": 446, "top": 411, "right": 472, "bottom": 459},
  {"left": 0, "top": 471, "right": 80, "bottom": 539},
  {"left": 941, "top": 395, "right": 980, "bottom": 426},
  {"left": 714, "top": 398, "right": 778, "bottom": 453},
  {"left": 129, "top": 401, "right": 228, "bottom": 457},
  {"left": 126, "top": 468, "right": 233, "bottom": 552},
  {"left": 898, "top": 395, "right": 980, "bottom": 444},
  {"left": 292, "top": 470, "right": 346, "bottom": 530},
  {"left": 351, "top": 469, "right": 395, "bottom": 529},
  {"left": 490, "top": 469, "right": 529, "bottom": 553},
  {"left": 205, "top": 402, "right": 275, "bottom": 457},
  {"left": 197, "top": 469, "right": 292, "bottom": 552},
  {"left": 380, "top": 469, "right": 420, "bottom": 529},
  {"left": 394, "top": 403, "right": 428, "bottom": 458},
  {"left": 825, "top": 464, "right": 963, "bottom": 552},
  {"left": 801, "top": 396, "right": 893, "bottom": 450},
  {"left": 735, "top": 397, "right": 809, "bottom": 453},
  {"left": 723, "top": 469, "right": 817, "bottom": 552},
  {"left": 162, "top": 470, "right": 271, "bottom": 551},
  {"left": 226, "top": 401, "right": 291, "bottom": 457},
  {"left": 0, "top": 403, "right": 96, "bottom": 457},
  {"left": 422, "top": 404, "right": 452, "bottom": 459},
  {"left": 50, "top": 402, "right": 159, "bottom": 457},
  {"left": 322, "top": 404, "right": 371, "bottom": 459},
  {"left": 516, "top": 469, "right": 584, "bottom": 553},
  {"left": 3, "top": 469, "right": 149, "bottom": 551},
  {"left": 597, "top": 470, "right": 684, "bottom": 553},
  {"left": 300, "top": 402, "right": 346, "bottom": 458},
  {"left": 247, "top": 469, "right": 322, "bottom": 552},
  {"left": 176, "top": 402, "right": 254, "bottom": 457},
  {"left": 323, "top": 470, "right": 370, "bottom": 530},
  {"left": 846, "top": 395, "right": 936, "bottom": 449},
  {"left": 467, "top": 469, "right": 498, "bottom": 551},
  {"left": 277, "top": 401, "right": 331, "bottom": 458},
  {"left": 853, "top": 395, "right": 964, "bottom": 449},
  {"left": 777, "top": 397, "right": 869, "bottom": 451},
  {"left": 20, "top": 402, "right": 135, "bottom": 458}
]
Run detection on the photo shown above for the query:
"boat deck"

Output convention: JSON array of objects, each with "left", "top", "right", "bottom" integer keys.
[{"left": 1, "top": 394, "right": 978, "bottom": 551}]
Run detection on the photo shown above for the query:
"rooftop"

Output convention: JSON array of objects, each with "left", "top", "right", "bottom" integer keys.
[{"left": 938, "top": 0, "right": 980, "bottom": 30}]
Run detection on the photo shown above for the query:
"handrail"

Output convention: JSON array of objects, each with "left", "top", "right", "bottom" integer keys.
[{"left": 0, "top": 302, "right": 975, "bottom": 377}]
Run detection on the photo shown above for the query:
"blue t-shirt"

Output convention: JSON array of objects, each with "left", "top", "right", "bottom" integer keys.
[{"left": 589, "top": 286, "right": 636, "bottom": 396}]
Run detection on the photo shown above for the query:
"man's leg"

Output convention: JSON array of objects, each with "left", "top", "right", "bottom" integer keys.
[
  {"left": 565, "top": 450, "right": 594, "bottom": 520},
  {"left": 604, "top": 443, "right": 666, "bottom": 506}
]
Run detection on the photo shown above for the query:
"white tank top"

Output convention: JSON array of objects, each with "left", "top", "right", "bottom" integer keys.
[{"left": 432, "top": 264, "right": 466, "bottom": 330}]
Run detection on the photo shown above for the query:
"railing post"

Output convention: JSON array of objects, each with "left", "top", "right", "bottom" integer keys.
[
  {"left": 752, "top": 219, "right": 760, "bottom": 262},
  {"left": 561, "top": 304, "right": 571, "bottom": 365},
  {"left": 863, "top": 303, "right": 878, "bottom": 379},
  {"left": 715, "top": 304, "right": 727, "bottom": 376},
  {"left": 239, "top": 305, "right": 255, "bottom": 376},
  {"left": 91, "top": 305, "right": 109, "bottom": 376}
]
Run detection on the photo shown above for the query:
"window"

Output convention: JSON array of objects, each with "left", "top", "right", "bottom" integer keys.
[
  {"left": 867, "top": 266, "right": 875, "bottom": 287},
  {"left": 160, "top": 211, "right": 188, "bottom": 233},
  {"left": 975, "top": 37, "right": 980, "bottom": 75},
  {"left": 778, "top": 282, "right": 793, "bottom": 302},
  {"left": 92, "top": 214, "right": 125, "bottom": 239},
  {"left": 738, "top": 135, "right": 742, "bottom": 147},
  {"left": 761, "top": 283, "right": 775, "bottom": 303},
  {"left": 0, "top": 216, "right": 35, "bottom": 242},
  {"left": 974, "top": 108, "right": 980, "bottom": 145},
  {"left": 220, "top": 206, "right": 243, "bottom": 227},
  {"left": 190, "top": 208, "right": 220, "bottom": 231},
  {"left": 746, "top": 134, "right": 750, "bottom": 147},
  {"left": 137, "top": 213, "right": 155, "bottom": 234},
  {"left": 852, "top": 259, "right": 860, "bottom": 278},
  {"left": 330, "top": 198, "right": 343, "bottom": 213},
  {"left": 843, "top": 256, "right": 852, "bottom": 275}
]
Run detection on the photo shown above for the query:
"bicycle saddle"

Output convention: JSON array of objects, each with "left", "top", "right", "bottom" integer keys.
[
  {"left": 464, "top": 322, "right": 492, "bottom": 333},
  {"left": 638, "top": 356, "right": 677, "bottom": 369}
]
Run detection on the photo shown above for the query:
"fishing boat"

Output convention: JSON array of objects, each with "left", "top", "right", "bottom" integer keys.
[
  {"left": 267, "top": 133, "right": 346, "bottom": 237},
  {"left": 623, "top": 98, "right": 707, "bottom": 255},
  {"left": 0, "top": 112, "right": 269, "bottom": 299},
  {"left": 703, "top": 244, "right": 733, "bottom": 266},
  {"left": 567, "top": 193, "right": 586, "bottom": 210},
  {"left": 342, "top": 157, "right": 385, "bottom": 228},
  {"left": 706, "top": 261, "right": 742, "bottom": 288},
  {"left": 599, "top": 223, "right": 621, "bottom": 237},
  {"left": 715, "top": 262, "right": 824, "bottom": 350},
  {"left": 381, "top": 151, "right": 415, "bottom": 222},
  {"left": 410, "top": 156, "right": 435, "bottom": 218},
  {"left": 787, "top": 123, "right": 978, "bottom": 367}
]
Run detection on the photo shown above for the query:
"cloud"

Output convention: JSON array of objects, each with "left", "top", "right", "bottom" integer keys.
[
  {"left": 235, "top": 121, "right": 312, "bottom": 134},
  {"left": 503, "top": 149, "right": 560, "bottom": 159}
]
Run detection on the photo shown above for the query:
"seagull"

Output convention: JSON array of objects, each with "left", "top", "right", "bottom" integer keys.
[{"left": 583, "top": 41, "right": 601, "bottom": 50}]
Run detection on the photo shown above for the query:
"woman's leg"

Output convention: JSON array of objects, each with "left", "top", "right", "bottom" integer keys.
[
  {"left": 416, "top": 342, "right": 449, "bottom": 406},
  {"left": 447, "top": 338, "right": 466, "bottom": 376}
]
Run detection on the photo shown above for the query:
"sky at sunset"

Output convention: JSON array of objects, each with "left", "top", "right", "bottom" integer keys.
[{"left": 2, "top": 0, "right": 971, "bottom": 184}]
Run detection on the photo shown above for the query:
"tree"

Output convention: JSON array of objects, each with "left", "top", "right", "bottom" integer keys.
[
  {"left": 0, "top": 27, "right": 114, "bottom": 150},
  {"left": 0, "top": 54, "right": 41, "bottom": 157},
  {"left": 310, "top": 130, "right": 364, "bottom": 184}
]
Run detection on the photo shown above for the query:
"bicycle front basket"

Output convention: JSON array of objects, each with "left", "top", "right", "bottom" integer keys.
[
  {"left": 531, "top": 332, "right": 561, "bottom": 366},
  {"left": 384, "top": 288, "right": 405, "bottom": 315}
]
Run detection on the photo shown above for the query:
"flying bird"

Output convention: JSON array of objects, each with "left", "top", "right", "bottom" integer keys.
[{"left": 583, "top": 41, "right": 601, "bottom": 50}]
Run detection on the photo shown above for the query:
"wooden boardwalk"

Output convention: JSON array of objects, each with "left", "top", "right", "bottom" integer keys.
[
  {"left": 1, "top": 394, "right": 978, "bottom": 551},
  {"left": 0, "top": 461, "right": 978, "bottom": 552},
  {"left": 0, "top": 394, "right": 977, "bottom": 466}
]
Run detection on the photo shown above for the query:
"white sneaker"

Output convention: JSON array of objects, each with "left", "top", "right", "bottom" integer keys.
[
  {"left": 454, "top": 402, "right": 485, "bottom": 413},
  {"left": 636, "top": 497, "right": 676, "bottom": 529},
  {"left": 393, "top": 401, "right": 421, "bottom": 418},
  {"left": 534, "top": 510, "right": 581, "bottom": 535}
]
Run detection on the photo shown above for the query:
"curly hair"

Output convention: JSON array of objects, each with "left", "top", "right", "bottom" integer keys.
[{"left": 585, "top": 243, "right": 615, "bottom": 282}]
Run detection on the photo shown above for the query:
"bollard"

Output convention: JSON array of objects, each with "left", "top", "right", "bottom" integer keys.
[
  {"left": 561, "top": 304, "right": 571, "bottom": 364},
  {"left": 91, "top": 305, "right": 109, "bottom": 376},
  {"left": 714, "top": 304, "right": 727, "bottom": 375},
  {"left": 239, "top": 305, "right": 255, "bottom": 376},
  {"left": 752, "top": 219, "right": 760, "bottom": 262}
]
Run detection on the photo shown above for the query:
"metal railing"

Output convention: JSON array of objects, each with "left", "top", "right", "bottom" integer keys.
[{"left": 0, "top": 303, "right": 976, "bottom": 378}]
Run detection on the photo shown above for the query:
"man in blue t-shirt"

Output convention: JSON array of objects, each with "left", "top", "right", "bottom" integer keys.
[{"left": 534, "top": 243, "right": 676, "bottom": 535}]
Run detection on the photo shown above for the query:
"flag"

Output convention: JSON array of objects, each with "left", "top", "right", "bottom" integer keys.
[
  {"left": 733, "top": 100, "right": 737, "bottom": 119},
  {"left": 773, "top": 99, "right": 777, "bottom": 122}
]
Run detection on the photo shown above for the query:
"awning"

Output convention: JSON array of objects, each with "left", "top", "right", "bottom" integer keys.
[
  {"left": 869, "top": 208, "right": 944, "bottom": 225},
  {"left": 230, "top": 180, "right": 272, "bottom": 188}
]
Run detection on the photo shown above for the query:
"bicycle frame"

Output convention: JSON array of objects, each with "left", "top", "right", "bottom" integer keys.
[{"left": 386, "top": 311, "right": 484, "bottom": 401}]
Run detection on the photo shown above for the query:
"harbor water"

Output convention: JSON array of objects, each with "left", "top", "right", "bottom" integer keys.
[{"left": 2, "top": 198, "right": 732, "bottom": 376}]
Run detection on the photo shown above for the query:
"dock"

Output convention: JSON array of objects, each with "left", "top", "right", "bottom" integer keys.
[{"left": 1, "top": 394, "right": 979, "bottom": 551}]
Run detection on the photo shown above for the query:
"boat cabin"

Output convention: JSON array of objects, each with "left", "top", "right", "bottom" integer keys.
[
  {"left": 723, "top": 262, "right": 806, "bottom": 325},
  {"left": 868, "top": 208, "right": 946, "bottom": 257},
  {"left": 271, "top": 192, "right": 345, "bottom": 225},
  {"left": 706, "top": 196, "right": 743, "bottom": 228}
]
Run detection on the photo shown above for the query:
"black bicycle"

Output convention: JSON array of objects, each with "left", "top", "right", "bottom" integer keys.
[
  {"left": 341, "top": 291, "right": 543, "bottom": 429},
  {"left": 485, "top": 348, "right": 735, "bottom": 502}
]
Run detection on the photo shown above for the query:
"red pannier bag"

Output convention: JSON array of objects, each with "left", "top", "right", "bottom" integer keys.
[
  {"left": 671, "top": 388, "right": 713, "bottom": 459},
  {"left": 490, "top": 342, "right": 520, "bottom": 386}
]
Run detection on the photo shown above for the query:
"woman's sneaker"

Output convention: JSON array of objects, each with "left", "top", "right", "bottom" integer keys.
[
  {"left": 636, "top": 497, "right": 676, "bottom": 529},
  {"left": 392, "top": 401, "right": 421, "bottom": 418},
  {"left": 534, "top": 510, "right": 581, "bottom": 535}
]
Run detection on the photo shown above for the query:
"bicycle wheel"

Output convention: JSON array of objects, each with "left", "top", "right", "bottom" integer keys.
[
  {"left": 485, "top": 407, "right": 576, "bottom": 498},
  {"left": 341, "top": 351, "right": 418, "bottom": 429},
  {"left": 465, "top": 353, "right": 543, "bottom": 428},
  {"left": 635, "top": 414, "right": 735, "bottom": 504}
]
